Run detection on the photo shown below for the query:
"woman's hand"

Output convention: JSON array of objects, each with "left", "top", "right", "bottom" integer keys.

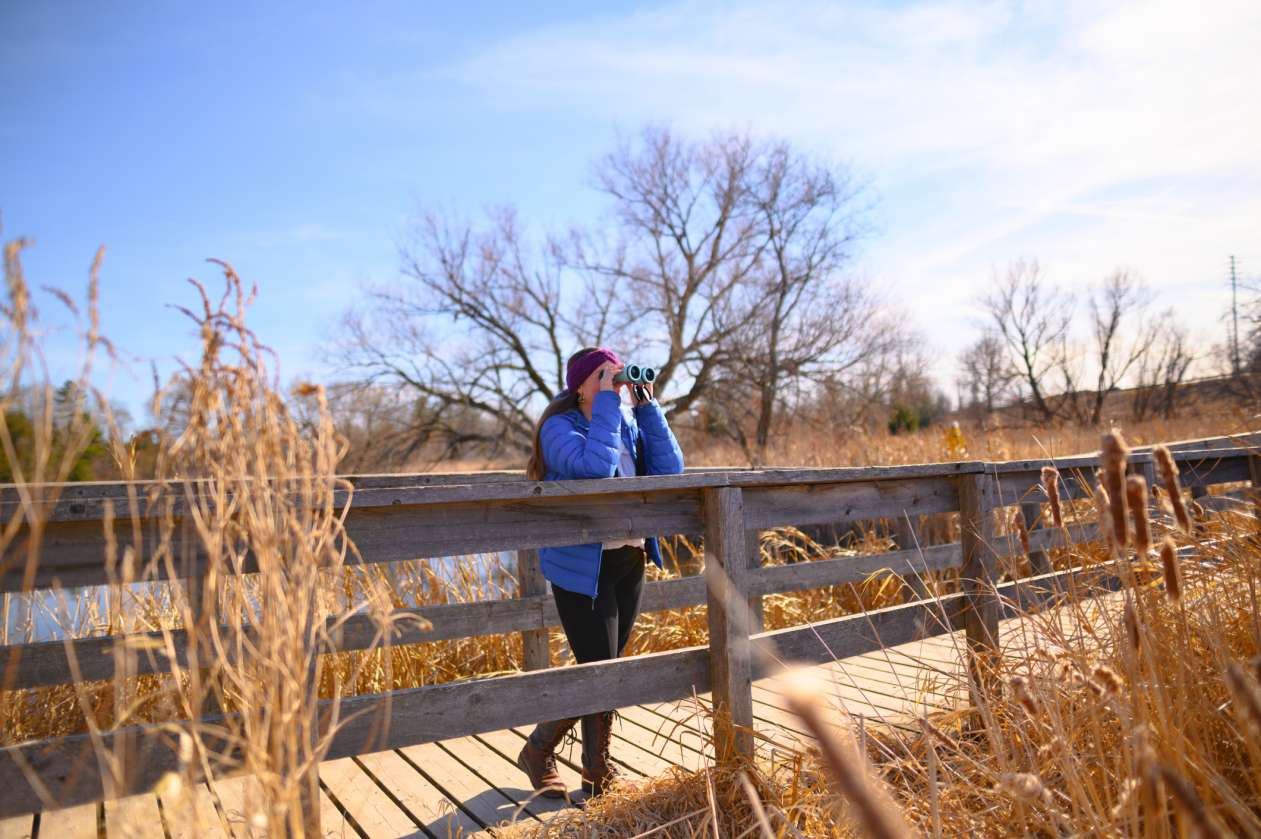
[
  {"left": 632, "top": 382, "right": 654, "bottom": 406},
  {"left": 596, "top": 361, "right": 623, "bottom": 392}
]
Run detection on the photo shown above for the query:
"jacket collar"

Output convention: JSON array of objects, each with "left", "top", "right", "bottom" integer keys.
[{"left": 568, "top": 406, "right": 638, "bottom": 457}]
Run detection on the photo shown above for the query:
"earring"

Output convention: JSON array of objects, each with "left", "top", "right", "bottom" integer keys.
[{"left": 576, "top": 392, "right": 583, "bottom": 405}]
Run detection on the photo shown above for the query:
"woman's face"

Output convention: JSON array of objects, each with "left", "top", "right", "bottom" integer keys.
[{"left": 577, "top": 356, "right": 625, "bottom": 406}]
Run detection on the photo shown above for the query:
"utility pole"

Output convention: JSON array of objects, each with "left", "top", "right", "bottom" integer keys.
[{"left": 1231, "top": 255, "right": 1240, "bottom": 376}]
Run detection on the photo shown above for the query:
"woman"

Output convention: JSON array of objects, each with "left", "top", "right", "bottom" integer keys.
[{"left": 516, "top": 346, "right": 685, "bottom": 798}]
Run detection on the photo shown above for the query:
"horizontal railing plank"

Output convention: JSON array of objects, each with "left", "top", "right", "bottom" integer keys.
[
  {"left": 751, "top": 595, "right": 966, "bottom": 674},
  {"left": 742, "top": 477, "right": 958, "bottom": 529},
  {"left": 0, "top": 643, "right": 715, "bottom": 817},
  {"left": 0, "top": 462, "right": 988, "bottom": 525},
  {"left": 0, "top": 575, "right": 710, "bottom": 689},
  {"left": 1, "top": 517, "right": 1110, "bottom": 690},
  {"left": 750, "top": 543, "right": 962, "bottom": 597},
  {"left": 3, "top": 476, "right": 963, "bottom": 593},
  {"left": 6, "top": 431, "right": 1257, "bottom": 526}
]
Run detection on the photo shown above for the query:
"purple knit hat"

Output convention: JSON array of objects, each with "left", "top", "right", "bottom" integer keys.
[{"left": 566, "top": 347, "right": 621, "bottom": 394}]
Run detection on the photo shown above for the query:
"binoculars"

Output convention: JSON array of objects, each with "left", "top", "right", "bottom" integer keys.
[{"left": 612, "top": 363, "right": 657, "bottom": 385}]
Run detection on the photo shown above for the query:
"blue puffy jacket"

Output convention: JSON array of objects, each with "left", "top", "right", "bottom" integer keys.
[{"left": 538, "top": 389, "right": 685, "bottom": 598}]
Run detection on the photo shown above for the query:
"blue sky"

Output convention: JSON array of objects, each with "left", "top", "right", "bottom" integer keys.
[{"left": 3, "top": 1, "right": 1259, "bottom": 423}]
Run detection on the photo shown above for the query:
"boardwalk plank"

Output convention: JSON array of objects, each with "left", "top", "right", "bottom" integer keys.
[
  {"left": 440, "top": 735, "right": 572, "bottom": 820},
  {"left": 104, "top": 793, "right": 164, "bottom": 839},
  {"left": 206, "top": 776, "right": 258, "bottom": 839},
  {"left": 398, "top": 742, "right": 518, "bottom": 833},
  {"left": 159, "top": 782, "right": 230, "bottom": 839},
  {"left": 31, "top": 803, "right": 97, "bottom": 839},
  {"left": 321, "top": 756, "right": 424, "bottom": 839},
  {"left": 355, "top": 749, "right": 482, "bottom": 838},
  {"left": 0, "top": 814, "right": 33, "bottom": 839},
  {"left": 473, "top": 729, "right": 583, "bottom": 795},
  {"left": 319, "top": 786, "right": 355, "bottom": 839}
]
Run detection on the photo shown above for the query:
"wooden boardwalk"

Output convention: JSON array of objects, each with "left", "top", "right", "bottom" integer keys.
[{"left": 0, "top": 599, "right": 1111, "bottom": 839}]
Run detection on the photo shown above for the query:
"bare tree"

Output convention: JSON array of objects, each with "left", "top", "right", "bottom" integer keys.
[
  {"left": 1082, "top": 269, "right": 1155, "bottom": 424},
  {"left": 333, "top": 208, "right": 595, "bottom": 458},
  {"left": 980, "top": 260, "right": 1073, "bottom": 424},
  {"left": 1130, "top": 311, "right": 1194, "bottom": 420},
  {"left": 956, "top": 330, "right": 1018, "bottom": 416},
  {"left": 576, "top": 127, "right": 767, "bottom": 419},
  {"left": 333, "top": 126, "right": 890, "bottom": 466},
  {"left": 713, "top": 143, "right": 886, "bottom": 463}
]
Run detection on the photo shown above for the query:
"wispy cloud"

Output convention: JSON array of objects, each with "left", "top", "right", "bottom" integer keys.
[{"left": 443, "top": 0, "right": 1261, "bottom": 376}]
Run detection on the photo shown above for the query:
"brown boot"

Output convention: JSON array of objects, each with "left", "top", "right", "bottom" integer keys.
[
  {"left": 517, "top": 718, "right": 578, "bottom": 799},
  {"left": 580, "top": 710, "right": 622, "bottom": 796}
]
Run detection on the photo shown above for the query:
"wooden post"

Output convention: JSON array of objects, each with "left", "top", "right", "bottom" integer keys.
[
  {"left": 959, "top": 472, "right": 999, "bottom": 714},
  {"left": 702, "top": 486, "right": 754, "bottom": 762},
  {"left": 1020, "top": 501, "right": 1051, "bottom": 576},
  {"left": 516, "top": 549, "right": 550, "bottom": 671},
  {"left": 745, "top": 529, "right": 765, "bottom": 635}
]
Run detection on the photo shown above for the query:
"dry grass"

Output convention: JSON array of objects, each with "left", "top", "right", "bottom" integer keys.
[
  {"left": 498, "top": 436, "right": 1261, "bottom": 838},
  {"left": 5, "top": 233, "right": 1259, "bottom": 837},
  {"left": 2, "top": 243, "right": 398, "bottom": 834}
]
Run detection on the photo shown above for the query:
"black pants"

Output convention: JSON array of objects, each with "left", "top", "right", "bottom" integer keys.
[{"left": 551, "top": 545, "right": 647, "bottom": 663}]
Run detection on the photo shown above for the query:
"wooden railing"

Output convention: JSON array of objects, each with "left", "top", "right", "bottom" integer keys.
[{"left": 1, "top": 433, "right": 1257, "bottom": 818}]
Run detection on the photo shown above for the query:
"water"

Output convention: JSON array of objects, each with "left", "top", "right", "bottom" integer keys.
[{"left": 1, "top": 551, "right": 514, "bottom": 645}]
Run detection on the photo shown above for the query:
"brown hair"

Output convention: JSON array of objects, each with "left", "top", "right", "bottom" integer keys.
[{"left": 525, "top": 347, "right": 599, "bottom": 480}]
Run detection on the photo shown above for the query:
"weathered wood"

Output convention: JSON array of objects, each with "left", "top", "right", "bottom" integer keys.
[
  {"left": 0, "top": 462, "right": 988, "bottom": 525},
  {"left": 746, "top": 530, "right": 765, "bottom": 634},
  {"left": 1, "top": 527, "right": 1098, "bottom": 691},
  {"left": 354, "top": 749, "right": 482, "bottom": 837},
  {"left": 996, "top": 562, "right": 1126, "bottom": 616},
  {"left": 29, "top": 801, "right": 96, "bottom": 837},
  {"left": 748, "top": 542, "right": 961, "bottom": 598},
  {"left": 319, "top": 757, "right": 419, "bottom": 838},
  {"left": 0, "top": 576, "right": 705, "bottom": 690},
  {"left": 158, "top": 782, "right": 230, "bottom": 839},
  {"left": 0, "top": 813, "right": 33, "bottom": 839},
  {"left": 104, "top": 793, "right": 164, "bottom": 839},
  {"left": 991, "top": 466, "right": 1099, "bottom": 505},
  {"left": 989, "top": 450, "right": 1154, "bottom": 475},
  {"left": 515, "top": 549, "right": 550, "bottom": 672},
  {"left": 0, "top": 646, "right": 713, "bottom": 817},
  {"left": 959, "top": 473, "right": 999, "bottom": 709},
  {"left": 3, "top": 488, "right": 708, "bottom": 592},
  {"left": 1020, "top": 501, "right": 1051, "bottom": 575},
  {"left": 702, "top": 486, "right": 755, "bottom": 762},
  {"left": 891, "top": 516, "right": 931, "bottom": 600},
  {"left": 742, "top": 477, "right": 958, "bottom": 530},
  {"left": 750, "top": 596, "right": 964, "bottom": 675},
  {"left": 1175, "top": 452, "right": 1250, "bottom": 488},
  {"left": 8, "top": 433, "right": 1256, "bottom": 526}
]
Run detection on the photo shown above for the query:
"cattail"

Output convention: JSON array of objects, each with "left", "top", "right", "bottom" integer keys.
[
  {"left": 783, "top": 669, "right": 914, "bottom": 839},
  {"left": 1159, "top": 537, "right": 1181, "bottom": 602},
  {"left": 1154, "top": 445, "right": 1192, "bottom": 533},
  {"left": 999, "top": 772, "right": 1053, "bottom": 807},
  {"left": 1095, "top": 470, "right": 1115, "bottom": 555},
  {"left": 1126, "top": 475, "right": 1151, "bottom": 556},
  {"left": 1009, "top": 676, "right": 1039, "bottom": 715},
  {"left": 1225, "top": 662, "right": 1261, "bottom": 741},
  {"left": 1091, "top": 665, "right": 1124, "bottom": 696},
  {"left": 1124, "top": 599, "right": 1141, "bottom": 652},
  {"left": 1012, "top": 509, "right": 1031, "bottom": 557},
  {"left": 1101, "top": 431, "right": 1130, "bottom": 551},
  {"left": 1041, "top": 466, "right": 1063, "bottom": 528},
  {"left": 1148, "top": 763, "right": 1222, "bottom": 837}
]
